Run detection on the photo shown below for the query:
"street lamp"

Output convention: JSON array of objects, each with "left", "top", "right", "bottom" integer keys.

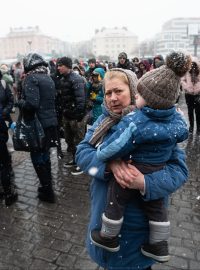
[{"left": 27, "top": 40, "right": 32, "bottom": 52}]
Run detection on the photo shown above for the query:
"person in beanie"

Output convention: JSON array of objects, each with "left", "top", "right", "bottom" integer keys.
[
  {"left": 57, "top": 57, "right": 86, "bottom": 175},
  {"left": 85, "top": 58, "right": 98, "bottom": 81},
  {"left": 153, "top": 54, "right": 165, "bottom": 69},
  {"left": 90, "top": 52, "right": 191, "bottom": 262},
  {"left": 76, "top": 64, "right": 189, "bottom": 269},
  {"left": 117, "top": 52, "right": 135, "bottom": 72}
]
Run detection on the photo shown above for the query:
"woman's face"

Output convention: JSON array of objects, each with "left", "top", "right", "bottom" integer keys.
[{"left": 105, "top": 78, "right": 131, "bottom": 114}]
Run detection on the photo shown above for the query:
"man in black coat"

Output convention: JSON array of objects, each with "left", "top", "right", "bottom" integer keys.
[
  {"left": 57, "top": 57, "right": 86, "bottom": 175},
  {"left": 85, "top": 58, "right": 98, "bottom": 82}
]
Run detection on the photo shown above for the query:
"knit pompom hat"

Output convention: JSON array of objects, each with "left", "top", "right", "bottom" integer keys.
[{"left": 137, "top": 51, "right": 192, "bottom": 109}]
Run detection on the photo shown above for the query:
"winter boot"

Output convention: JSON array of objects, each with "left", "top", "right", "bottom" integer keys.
[
  {"left": 38, "top": 186, "right": 55, "bottom": 203},
  {"left": 0, "top": 167, "right": 18, "bottom": 206},
  {"left": 90, "top": 213, "right": 123, "bottom": 252},
  {"left": 141, "top": 220, "right": 170, "bottom": 262},
  {"left": 33, "top": 162, "right": 55, "bottom": 203}
]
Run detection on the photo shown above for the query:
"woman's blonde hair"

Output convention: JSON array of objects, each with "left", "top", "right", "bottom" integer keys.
[
  {"left": 103, "top": 68, "right": 138, "bottom": 104},
  {"left": 104, "top": 70, "right": 129, "bottom": 86}
]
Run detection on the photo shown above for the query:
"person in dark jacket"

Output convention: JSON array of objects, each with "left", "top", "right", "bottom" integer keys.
[
  {"left": 16, "top": 53, "right": 58, "bottom": 203},
  {"left": 153, "top": 55, "right": 165, "bottom": 69},
  {"left": 117, "top": 52, "right": 135, "bottom": 72},
  {"left": 85, "top": 58, "right": 98, "bottom": 82},
  {"left": 51, "top": 60, "right": 65, "bottom": 159},
  {"left": 0, "top": 97, "right": 17, "bottom": 206},
  {"left": 57, "top": 57, "right": 86, "bottom": 175}
]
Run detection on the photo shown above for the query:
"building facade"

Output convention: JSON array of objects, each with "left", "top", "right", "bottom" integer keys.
[
  {"left": 91, "top": 27, "right": 138, "bottom": 61},
  {"left": 0, "top": 26, "right": 70, "bottom": 61},
  {"left": 155, "top": 17, "right": 200, "bottom": 57}
]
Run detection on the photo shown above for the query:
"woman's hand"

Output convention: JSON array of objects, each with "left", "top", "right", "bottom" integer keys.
[{"left": 108, "top": 160, "right": 145, "bottom": 192}]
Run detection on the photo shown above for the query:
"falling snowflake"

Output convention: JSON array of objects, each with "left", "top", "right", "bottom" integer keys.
[{"left": 88, "top": 167, "right": 98, "bottom": 176}]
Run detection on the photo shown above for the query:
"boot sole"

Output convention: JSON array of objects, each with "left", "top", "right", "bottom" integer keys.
[
  {"left": 141, "top": 248, "right": 170, "bottom": 262},
  {"left": 90, "top": 232, "right": 120, "bottom": 252},
  {"left": 38, "top": 193, "right": 55, "bottom": 203}
]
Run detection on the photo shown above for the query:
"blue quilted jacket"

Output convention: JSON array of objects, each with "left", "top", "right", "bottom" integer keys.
[{"left": 97, "top": 106, "right": 189, "bottom": 166}]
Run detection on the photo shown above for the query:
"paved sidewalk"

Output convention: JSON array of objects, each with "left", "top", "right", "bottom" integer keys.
[{"left": 0, "top": 94, "right": 200, "bottom": 269}]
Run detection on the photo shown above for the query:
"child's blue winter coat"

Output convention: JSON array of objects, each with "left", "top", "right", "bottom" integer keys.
[{"left": 97, "top": 106, "right": 189, "bottom": 164}]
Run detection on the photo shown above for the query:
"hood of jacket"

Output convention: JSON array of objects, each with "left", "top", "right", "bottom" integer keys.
[{"left": 23, "top": 53, "right": 48, "bottom": 73}]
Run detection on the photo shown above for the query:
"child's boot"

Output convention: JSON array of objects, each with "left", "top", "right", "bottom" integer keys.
[
  {"left": 90, "top": 213, "right": 123, "bottom": 252},
  {"left": 141, "top": 220, "right": 170, "bottom": 262}
]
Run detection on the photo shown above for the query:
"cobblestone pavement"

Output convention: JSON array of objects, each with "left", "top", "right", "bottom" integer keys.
[{"left": 0, "top": 94, "right": 200, "bottom": 270}]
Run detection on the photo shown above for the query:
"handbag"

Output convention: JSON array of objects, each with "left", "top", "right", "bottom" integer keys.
[{"left": 12, "top": 111, "right": 45, "bottom": 152}]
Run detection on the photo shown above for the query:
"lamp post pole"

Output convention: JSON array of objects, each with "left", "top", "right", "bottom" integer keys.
[
  {"left": 193, "top": 36, "right": 199, "bottom": 57},
  {"left": 27, "top": 41, "right": 32, "bottom": 52}
]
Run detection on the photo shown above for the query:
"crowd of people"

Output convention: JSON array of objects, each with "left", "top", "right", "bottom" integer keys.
[{"left": 0, "top": 49, "right": 199, "bottom": 269}]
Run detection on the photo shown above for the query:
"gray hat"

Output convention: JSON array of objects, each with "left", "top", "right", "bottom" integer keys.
[{"left": 137, "top": 51, "right": 192, "bottom": 109}]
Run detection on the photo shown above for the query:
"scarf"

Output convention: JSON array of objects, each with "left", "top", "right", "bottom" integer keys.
[
  {"left": 89, "top": 100, "right": 135, "bottom": 146},
  {"left": 26, "top": 66, "right": 48, "bottom": 76}
]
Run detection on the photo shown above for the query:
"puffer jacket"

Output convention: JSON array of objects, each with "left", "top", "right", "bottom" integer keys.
[
  {"left": 59, "top": 71, "right": 86, "bottom": 121},
  {"left": 181, "top": 73, "right": 200, "bottom": 95},
  {"left": 97, "top": 106, "right": 188, "bottom": 164},
  {"left": 22, "top": 72, "right": 58, "bottom": 129},
  {"left": 75, "top": 105, "right": 188, "bottom": 270},
  {"left": 117, "top": 59, "right": 135, "bottom": 72}
]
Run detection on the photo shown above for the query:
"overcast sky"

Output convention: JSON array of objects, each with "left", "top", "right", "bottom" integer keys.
[{"left": 1, "top": 0, "right": 200, "bottom": 42}]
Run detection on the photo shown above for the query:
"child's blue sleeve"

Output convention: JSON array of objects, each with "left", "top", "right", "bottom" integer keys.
[{"left": 97, "top": 121, "right": 137, "bottom": 161}]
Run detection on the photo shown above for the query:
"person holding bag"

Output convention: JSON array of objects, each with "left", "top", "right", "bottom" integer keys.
[{"left": 15, "top": 53, "right": 58, "bottom": 203}]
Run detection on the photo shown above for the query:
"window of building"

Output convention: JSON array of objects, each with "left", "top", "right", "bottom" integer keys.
[
  {"left": 164, "top": 34, "right": 172, "bottom": 40},
  {"left": 178, "top": 43, "right": 185, "bottom": 48},
  {"left": 167, "top": 43, "right": 175, "bottom": 49}
]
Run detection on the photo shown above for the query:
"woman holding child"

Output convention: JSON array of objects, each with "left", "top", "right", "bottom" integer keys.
[{"left": 76, "top": 52, "right": 190, "bottom": 270}]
